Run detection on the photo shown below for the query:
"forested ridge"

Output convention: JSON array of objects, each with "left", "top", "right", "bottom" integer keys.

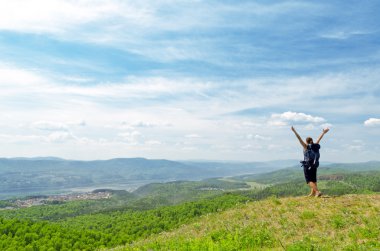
[{"left": 0, "top": 194, "right": 248, "bottom": 250}]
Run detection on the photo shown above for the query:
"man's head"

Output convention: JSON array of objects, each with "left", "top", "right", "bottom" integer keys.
[{"left": 306, "top": 137, "right": 313, "bottom": 144}]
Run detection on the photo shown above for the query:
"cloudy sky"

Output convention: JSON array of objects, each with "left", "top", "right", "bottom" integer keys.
[{"left": 0, "top": 0, "right": 379, "bottom": 162}]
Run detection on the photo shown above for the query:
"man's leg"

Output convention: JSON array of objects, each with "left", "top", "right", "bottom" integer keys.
[
  {"left": 310, "top": 182, "right": 322, "bottom": 197},
  {"left": 314, "top": 182, "right": 322, "bottom": 197},
  {"left": 308, "top": 167, "right": 321, "bottom": 197},
  {"left": 307, "top": 182, "right": 316, "bottom": 196}
]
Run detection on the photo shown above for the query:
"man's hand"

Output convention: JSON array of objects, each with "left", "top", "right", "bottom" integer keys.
[
  {"left": 323, "top": 128, "right": 330, "bottom": 134},
  {"left": 291, "top": 126, "right": 296, "bottom": 132}
]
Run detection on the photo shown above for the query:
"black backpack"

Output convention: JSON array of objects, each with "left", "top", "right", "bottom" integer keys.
[{"left": 301, "top": 144, "right": 320, "bottom": 169}]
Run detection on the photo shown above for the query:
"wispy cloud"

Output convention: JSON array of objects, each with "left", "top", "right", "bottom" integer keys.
[
  {"left": 47, "top": 131, "right": 76, "bottom": 143},
  {"left": 32, "top": 121, "right": 69, "bottom": 131},
  {"left": 0, "top": 0, "right": 126, "bottom": 34},
  {"left": 185, "top": 134, "right": 202, "bottom": 139},
  {"left": 319, "top": 30, "right": 374, "bottom": 40},
  {"left": 247, "top": 134, "right": 271, "bottom": 141},
  {"left": 0, "top": 64, "right": 212, "bottom": 101},
  {"left": 0, "top": 0, "right": 323, "bottom": 65},
  {"left": 0, "top": 1, "right": 379, "bottom": 161},
  {"left": 118, "top": 130, "right": 143, "bottom": 145},
  {"left": 0, "top": 1, "right": 318, "bottom": 36}
]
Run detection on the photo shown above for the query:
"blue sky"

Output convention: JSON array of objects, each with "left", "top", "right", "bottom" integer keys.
[{"left": 0, "top": 0, "right": 379, "bottom": 162}]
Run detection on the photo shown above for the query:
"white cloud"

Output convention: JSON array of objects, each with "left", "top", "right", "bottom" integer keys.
[
  {"left": 267, "top": 120, "right": 288, "bottom": 127},
  {"left": 364, "top": 118, "right": 380, "bottom": 127},
  {"left": 241, "top": 144, "right": 263, "bottom": 150},
  {"left": 267, "top": 144, "right": 281, "bottom": 150},
  {"left": 131, "top": 120, "right": 172, "bottom": 128},
  {"left": 181, "top": 146, "right": 197, "bottom": 151},
  {"left": 240, "top": 121, "right": 262, "bottom": 128},
  {"left": 353, "top": 139, "right": 364, "bottom": 144},
  {"left": 60, "top": 76, "right": 94, "bottom": 83},
  {"left": 131, "top": 121, "right": 155, "bottom": 128},
  {"left": 320, "top": 123, "right": 332, "bottom": 129},
  {"left": 118, "top": 130, "right": 142, "bottom": 145},
  {"left": 0, "top": 62, "right": 379, "bottom": 161},
  {"left": 0, "top": 133, "right": 43, "bottom": 143},
  {"left": 0, "top": 65, "right": 212, "bottom": 100},
  {"left": 0, "top": 64, "right": 49, "bottom": 90},
  {"left": 145, "top": 140, "right": 162, "bottom": 146},
  {"left": 269, "top": 111, "right": 325, "bottom": 127},
  {"left": 347, "top": 145, "right": 363, "bottom": 151},
  {"left": 320, "top": 30, "right": 372, "bottom": 40},
  {"left": 32, "top": 121, "right": 68, "bottom": 131},
  {"left": 185, "top": 134, "right": 201, "bottom": 139},
  {"left": 0, "top": 1, "right": 322, "bottom": 63},
  {"left": 0, "top": 0, "right": 125, "bottom": 34},
  {"left": 0, "top": 132, "right": 75, "bottom": 144},
  {"left": 76, "top": 120, "right": 87, "bottom": 127},
  {"left": 344, "top": 139, "right": 365, "bottom": 151},
  {"left": 247, "top": 134, "right": 271, "bottom": 141},
  {"left": 304, "top": 122, "right": 332, "bottom": 130},
  {"left": 0, "top": 1, "right": 379, "bottom": 163},
  {"left": 0, "top": 1, "right": 306, "bottom": 35},
  {"left": 1, "top": 63, "right": 379, "bottom": 123},
  {"left": 275, "top": 111, "right": 325, "bottom": 123},
  {"left": 47, "top": 131, "right": 75, "bottom": 143},
  {"left": 303, "top": 124, "right": 315, "bottom": 130},
  {"left": 116, "top": 122, "right": 136, "bottom": 131}
]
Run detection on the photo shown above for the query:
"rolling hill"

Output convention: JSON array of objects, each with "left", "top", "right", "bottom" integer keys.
[{"left": 118, "top": 194, "right": 380, "bottom": 250}]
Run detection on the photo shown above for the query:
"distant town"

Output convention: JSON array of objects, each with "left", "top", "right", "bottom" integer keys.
[{"left": 6, "top": 191, "right": 112, "bottom": 209}]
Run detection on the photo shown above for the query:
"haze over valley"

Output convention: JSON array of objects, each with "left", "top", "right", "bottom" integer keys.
[{"left": 0, "top": 157, "right": 297, "bottom": 199}]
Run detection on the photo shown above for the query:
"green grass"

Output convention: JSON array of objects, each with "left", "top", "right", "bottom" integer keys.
[{"left": 119, "top": 194, "right": 380, "bottom": 251}]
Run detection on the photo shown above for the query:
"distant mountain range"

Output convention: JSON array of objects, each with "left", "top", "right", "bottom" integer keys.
[
  {"left": 0, "top": 157, "right": 299, "bottom": 199},
  {"left": 0, "top": 157, "right": 378, "bottom": 199}
]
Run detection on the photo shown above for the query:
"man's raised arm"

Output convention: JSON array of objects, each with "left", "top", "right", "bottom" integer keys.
[
  {"left": 291, "top": 126, "right": 307, "bottom": 149},
  {"left": 316, "top": 128, "right": 329, "bottom": 144}
]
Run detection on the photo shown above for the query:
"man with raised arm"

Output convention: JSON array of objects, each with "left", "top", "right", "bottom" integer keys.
[{"left": 291, "top": 126, "right": 330, "bottom": 197}]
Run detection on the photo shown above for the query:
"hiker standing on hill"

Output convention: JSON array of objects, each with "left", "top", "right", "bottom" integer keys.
[{"left": 291, "top": 126, "right": 329, "bottom": 197}]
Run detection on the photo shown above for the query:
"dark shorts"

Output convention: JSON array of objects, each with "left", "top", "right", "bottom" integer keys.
[{"left": 303, "top": 166, "right": 317, "bottom": 183}]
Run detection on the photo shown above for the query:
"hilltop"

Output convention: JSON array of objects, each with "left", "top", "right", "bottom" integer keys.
[{"left": 120, "top": 194, "right": 380, "bottom": 250}]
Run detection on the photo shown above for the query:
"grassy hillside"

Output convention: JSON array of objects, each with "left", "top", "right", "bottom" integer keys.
[
  {"left": 120, "top": 194, "right": 380, "bottom": 251},
  {"left": 0, "top": 166, "right": 379, "bottom": 250}
]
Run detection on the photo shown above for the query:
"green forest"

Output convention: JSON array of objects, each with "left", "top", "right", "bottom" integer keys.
[{"left": 0, "top": 165, "right": 379, "bottom": 250}]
